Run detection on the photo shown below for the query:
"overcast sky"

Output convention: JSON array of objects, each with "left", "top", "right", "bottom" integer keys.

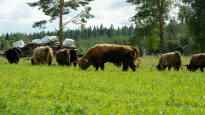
[{"left": 0, "top": 0, "right": 135, "bottom": 34}]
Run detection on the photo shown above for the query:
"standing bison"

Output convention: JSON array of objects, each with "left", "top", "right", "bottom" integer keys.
[
  {"left": 186, "top": 53, "right": 205, "bottom": 72},
  {"left": 78, "top": 44, "right": 140, "bottom": 71},
  {"left": 31, "top": 46, "right": 53, "bottom": 65},
  {"left": 4, "top": 48, "right": 22, "bottom": 64},
  {"left": 56, "top": 48, "right": 77, "bottom": 66},
  {"left": 156, "top": 52, "right": 181, "bottom": 71}
]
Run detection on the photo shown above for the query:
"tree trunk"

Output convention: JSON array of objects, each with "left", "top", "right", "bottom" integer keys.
[
  {"left": 59, "top": 0, "right": 64, "bottom": 48},
  {"left": 159, "top": 14, "right": 164, "bottom": 52},
  {"left": 159, "top": 0, "right": 165, "bottom": 52}
]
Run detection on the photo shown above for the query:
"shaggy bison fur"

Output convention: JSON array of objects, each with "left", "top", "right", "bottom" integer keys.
[
  {"left": 157, "top": 52, "right": 181, "bottom": 71},
  {"left": 56, "top": 48, "right": 77, "bottom": 66},
  {"left": 4, "top": 48, "right": 22, "bottom": 64},
  {"left": 186, "top": 53, "right": 205, "bottom": 72},
  {"left": 78, "top": 44, "right": 140, "bottom": 71},
  {"left": 31, "top": 46, "right": 53, "bottom": 65}
]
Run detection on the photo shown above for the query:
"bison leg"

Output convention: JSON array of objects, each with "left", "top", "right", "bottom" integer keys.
[
  {"left": 93, "top": 64, "right": 100, "bottom": 71},
  {"left": 129, "top": 62, "right": 136, "bottom": 72},
  {"left": 14, "top": 58, "right": 19, "bottom": 64},
  {"left": 200, "top": 67, "right": 204, "bottom": 72},
  {"left": 122, "top": 62, "right": 129, "bottom": 71},
  {"left": 48, "top": 59, "right": 52, "bottom": 65},
  {"left": 95, "top": 66, "right": 99, "bottom": 71},
  {"left": 73, "top": 62, "right": 77, "bottom": 67},
  {"left": 100, "top": 63, "right": 105, "bottom": 71},
  {"left": 175, "top": 66, "right": 180, "bottom": 71},
  {"left": 168, "top": 66, "right": 172, "bottom": 71},
  {"left": 8, "top": 59, "right": 12, "bottom": 64},
  {"left": 31, "top": 59, "right": 35, "bottom": 65}
]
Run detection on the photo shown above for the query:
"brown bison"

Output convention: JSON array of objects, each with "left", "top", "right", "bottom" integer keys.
[
  {"left": 186, "top": 53, "right": 205, "bottom": 72},
  {"left": 56, "top": 48, "right": 78, "bottom": 66},
  {"left": 78, "top": 44, "right": 140, "bottom": 71},
  {"left": 31, "top": 46, "right": 53, "bottom": 65},
  {"left": 156, "top": 52, "right": 181, "bottom": 71}
]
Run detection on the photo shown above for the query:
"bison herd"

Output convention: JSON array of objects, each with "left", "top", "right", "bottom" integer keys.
[{"left": 2, "top": 43, "right": 205, "bottom": 72}]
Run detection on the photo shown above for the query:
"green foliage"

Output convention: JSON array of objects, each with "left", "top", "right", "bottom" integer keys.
[
  {"left": 127, "top": 0, "right": 173, "bottom": 27},
  {"left": 28, "top": 0, "right": 93, "bottom": 28},
  {"left": 181, "top": 0, "right": 205, "bottom": 52},
  {"left": 145, "top": 35, "right": 160, "bottom": 52},
  {"left": 0, "top": 57, "right": 205, "bottom": 114}
]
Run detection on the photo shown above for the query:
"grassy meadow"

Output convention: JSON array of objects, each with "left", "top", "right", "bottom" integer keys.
[{"left": 0, "top": 56, "right": 205, "bottom": 114}]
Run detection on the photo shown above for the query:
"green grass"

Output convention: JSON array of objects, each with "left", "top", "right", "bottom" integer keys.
[{"left": 0, "top": 57, "right": 205, "bottom": 115}]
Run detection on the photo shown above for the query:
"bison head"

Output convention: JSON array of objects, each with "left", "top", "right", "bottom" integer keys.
[
  {"left": 78, "top": 58, "right": 90, "bottom": 70},
  {"left": 186, "top": 64, "right": 197, "bottom": 72},
  {"left": 156, "top": 64, "right": 165, "bottom": 71}
]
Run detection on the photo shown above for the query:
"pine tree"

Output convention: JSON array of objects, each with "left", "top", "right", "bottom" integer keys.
[
  {"left": 127, "top": 0, "right": 176, "bottom": 52},
  {"left": 28, "top": 0, "right": 93, "bottom": 47}
]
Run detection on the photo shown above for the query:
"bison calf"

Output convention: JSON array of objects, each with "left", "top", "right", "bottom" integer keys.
[
  {"left": 78, "top": 44, "right": 140, "bottom": 71},
  {"left": 31, "top": 46, "right": 53, "bottom": 65},
  {"left": 186, "top": 53, "right": 205, "bottom": 72},
  {"left": 156, "top": 52, "right": 181, "bottom": 71}
]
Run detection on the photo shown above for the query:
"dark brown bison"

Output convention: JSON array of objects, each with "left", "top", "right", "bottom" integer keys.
[
  {"left": 31, "top": 46, "right": 53, "bottom": 65},
  {"left": 156, "top": 52, "right": 181, "bottom": 71},
  {"left": 56, "top": 48, "right": 77, "bottom": 66},
  {"left": 78, "top": 44, "right": 140, "bottom": 71},
  {"left": 186, "top": 53, "right": 205, "bottom": 72},
  {"left": 4, "top": 48, "right": 22, "bottom": 64}
]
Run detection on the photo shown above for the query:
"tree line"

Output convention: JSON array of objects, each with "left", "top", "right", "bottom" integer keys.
[
  {"left": 0, "top": 22, "right": 191, "bottom": 55},
  {"left": 0, "top": 25, "right": 134, "bottom": 50}
]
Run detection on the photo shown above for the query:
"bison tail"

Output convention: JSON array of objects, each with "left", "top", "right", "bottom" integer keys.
[{"left": 132, "top": 47, "right": 140, "bottom": 58}]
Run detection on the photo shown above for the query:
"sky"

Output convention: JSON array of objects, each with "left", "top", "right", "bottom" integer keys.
[{"left": 0, "top": 0, "right": 135, "bottom": 34}]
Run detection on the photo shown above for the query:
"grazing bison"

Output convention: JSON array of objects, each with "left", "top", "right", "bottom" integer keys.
[
  {"left": 31, "top": 46, "right": 53, "bottom": 65},
  {"left": 56, "top": 48, "right": 77, "bottom": 66},
  {"left": 4, "top": 48, "right": 22, "bottom": 64},
  {"left": 186, "top": 53, "right": 205, "bottom": 72},
  {"left": 156, "top": 52, "right": 181, "bottom": 71},
  {"left": 78, "top": 44, "right": 140, "bottom": 71}
]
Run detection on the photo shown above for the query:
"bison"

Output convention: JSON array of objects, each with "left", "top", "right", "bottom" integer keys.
[
  {"left": 31, "top": 46, "right": 53, "bottom": 65},
  {"left": 156, "top": 52, "right": 181, "bottom": 71},
  {"left": 20, "top": 43, "right": 42, "bottom": 57},
  {"left": 56, "top": 48, "right": 77, "bottom": 66},
  {"left": 4, "top": 48, "right": 22, "bottom": 64},
  {"left": 186, "top": 53, "right": 205, "bottom": 72},
  {"left": 78, "top": 44, "right": 140, "bottom": 71}
]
